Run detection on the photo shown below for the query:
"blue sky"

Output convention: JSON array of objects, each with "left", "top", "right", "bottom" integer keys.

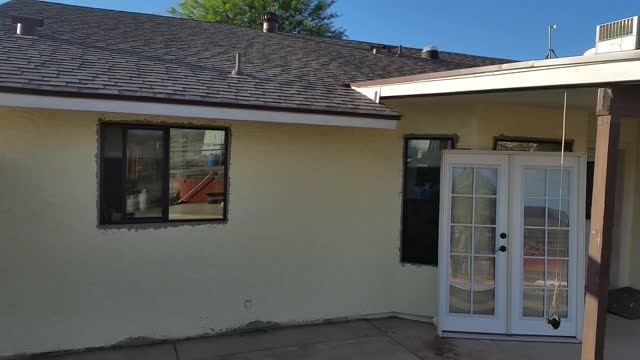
[{"left": 3, "top": 0, "right": 640, "bottom": 60}]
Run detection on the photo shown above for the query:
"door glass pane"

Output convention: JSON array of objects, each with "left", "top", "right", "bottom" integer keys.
[
  {"left": 451, "top": 196, "right": 473, "bottom": 224},
  {"left": 475, "top": 168, "right": 497, "bottom": 196},
  {"left": 451, "top": 226, "right": 472, "bottom": 254},
  {"left": 546, "top": 289, "right": 568, "bottom": 318},
  {"left": 547, "top": 199, "right": 570, "bottom": 228},
  {"left": 523, "top": 288, "right": 545, "bottom": 317},
  {"left": 452, "top": 167, "right": 473, "bottom": 195},
  {"left": 169, "top": 129, "right": 226, "bottom": 220},
  {"left": 547, "top": 169, "right": 570, "bottom": 198},
  {"left": 473, "top": 286, "right": 495, "bottom": 315},
  {"left": 547, "top": 229, "right": 569, "bottom": 258},
  {"left": 449, "top": 284, "right": 471, "bottom": 314},
  {"left": 524, "top": 168, "right": 546, "bottom": 197},
  {"left": 450, "top": 255, "right": 471, "bottom": 283},
  {"left": 546, "top": 259, "right": 568, "bottom": 288},
  {"left": 448, "top": 165, "right": 499, "bottom": 317},
  {"left": 523, "top": 258, "right": 545, "bottom": 287},
  {"left": 473, "top": 257, "right": 495, "bottom": 284},
  {"left": 474, "top": 197, "right": 496, "bottom": 225},
  {"left": 524, "top": 228, "right": 545, "bottom": 257},
  {"left": 474, "top": 227, "right": 496, "bottom": 255},
  {"left": 524, "top": 198, "right": 546, "bottom": 227},
  {"left": 126, "top": 129, "right": 164, "bottom": 219},
  {"left": 521, "top": 165, "right": 573, "bottom": 322}
]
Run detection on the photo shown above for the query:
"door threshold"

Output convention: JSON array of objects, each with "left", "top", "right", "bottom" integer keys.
[{"left": 441, "top": 331, "right": 581, "bottom": 343}]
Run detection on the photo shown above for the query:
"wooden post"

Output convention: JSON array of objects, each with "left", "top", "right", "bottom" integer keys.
[{"left": 581, "top": 88, "right": 621, "bottom": 360}]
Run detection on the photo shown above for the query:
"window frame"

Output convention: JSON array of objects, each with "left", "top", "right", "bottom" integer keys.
[
  {"left": 98, "top": 122, "right": 230, "bottom": 226},
  {"left": 400, "top": 134, "right": 457, "bottom": 266},
  {"left": 493, "top": 136, "right": 574, "bottom": 152}
]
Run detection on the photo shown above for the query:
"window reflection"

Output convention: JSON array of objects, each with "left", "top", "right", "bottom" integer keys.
[
  {"left": 125, "top": 129, "right": 164, "bottom": 219},
  {"left": 401, "top": 138, "right": 453, "bottom": 265},
  {"left": 169, "top": 129, "right": 226, "bottom": 220}
]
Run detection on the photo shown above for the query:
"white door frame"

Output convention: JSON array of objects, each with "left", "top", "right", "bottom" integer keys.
[
  {"left": 437, "top": 152, "right": 510, "bottom": 334},
  {"left": 437, "top": 150, "right": 586, "bottom": 339}
]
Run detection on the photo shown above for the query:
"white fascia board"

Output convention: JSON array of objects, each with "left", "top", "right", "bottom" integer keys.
[
  {"left": 0, "top": 92, "right": 397, "bottom": 129},
  {"left": 355, "top": 60, "right": 640, "bottom": 98}
]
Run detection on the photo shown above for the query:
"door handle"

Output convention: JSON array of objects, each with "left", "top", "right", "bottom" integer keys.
[
  {"left": 500, "top": 233, "right": 508, "bottom": 239},
  {"left": 497, "top": 245, "right": 507, "bottom": 253}
]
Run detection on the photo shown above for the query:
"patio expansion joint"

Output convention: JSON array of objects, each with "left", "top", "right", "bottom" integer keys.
[{"left": 365, "top": 319, "right": 423, "bottom": 360}]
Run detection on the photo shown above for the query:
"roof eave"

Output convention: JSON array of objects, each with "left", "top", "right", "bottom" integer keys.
[
  {"left": 351, "top": 50, "right": 640, "bottom": 88},
  {"left": 351, "top": 50, "right": 640, "bottom": 98},
  {"left": 0, "top": 88, "right": 401, "bottom": 129}
]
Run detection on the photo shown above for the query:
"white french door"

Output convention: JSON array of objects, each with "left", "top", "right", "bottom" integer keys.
[{"left": 438, "top": 151, "right": 585, "bottom": 338}]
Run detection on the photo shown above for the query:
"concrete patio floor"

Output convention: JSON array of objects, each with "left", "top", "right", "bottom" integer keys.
[{"left": 36, "top": 316, "right": 637, "bottom": 360}]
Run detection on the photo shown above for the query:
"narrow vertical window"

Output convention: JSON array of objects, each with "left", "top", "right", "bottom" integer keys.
[{"left": 401, "top": 137, "right": 454, "bottom": 265}]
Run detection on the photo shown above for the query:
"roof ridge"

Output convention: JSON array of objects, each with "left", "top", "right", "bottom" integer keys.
[{"left": 3, "top": 0, "right": 512, "bottom": 62}]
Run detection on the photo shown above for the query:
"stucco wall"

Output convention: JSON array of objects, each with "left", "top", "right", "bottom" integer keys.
[
  {"left": 0, "top": 100, "right": 595, "bottom": 356},
  {"left": 0, "top": 107, "right": 402, "bottom": 356}
]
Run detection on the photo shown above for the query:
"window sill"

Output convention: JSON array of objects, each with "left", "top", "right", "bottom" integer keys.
[
  {"left": 400, "top": 261, "right": 439, "bottom": 268},
  {"left": 98, "top": 218, "right": 228, "bottom": 230}
]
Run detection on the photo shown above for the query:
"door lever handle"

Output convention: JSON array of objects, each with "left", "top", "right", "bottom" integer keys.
[{"left": 497, "top": 245, "right": 507, "bottom": 253}]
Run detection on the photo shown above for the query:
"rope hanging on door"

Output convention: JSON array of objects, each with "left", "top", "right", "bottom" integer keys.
[{"left": 546, "top": 91, "right": 568, "bottom": 330}]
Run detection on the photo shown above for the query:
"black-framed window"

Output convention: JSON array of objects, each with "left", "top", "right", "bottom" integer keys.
[
  {"left": 401, "top": 137, "right": 454, "bottom": 265},
  {"left": 494, "top": 137, "right": 573, "bottom": 152},
  {"left": 100, "top": 123, "right": 229, "bottom": 225}
]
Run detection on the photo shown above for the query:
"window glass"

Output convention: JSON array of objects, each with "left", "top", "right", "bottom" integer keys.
[
  {"left": 401, "top": 138, "right": 453, "bottom": 265},
  {"left": 125, "top": 129, "right": 164, "bottom": 219},
  {"left": 169, "top": 129, "right": 226, "bottom": 220},
  {"left": 100, "top": 124, "right": 228, "bottom": 225},
  {"left": 495, "top": 139, "right": 572, "bottom": 152},
  {"left": 101, "top": 126, "right": 125, "bottom": 223}
]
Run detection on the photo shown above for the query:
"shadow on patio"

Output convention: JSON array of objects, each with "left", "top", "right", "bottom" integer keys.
[{"left": 34, "top": 316, "right": 637, "bottom": 360}]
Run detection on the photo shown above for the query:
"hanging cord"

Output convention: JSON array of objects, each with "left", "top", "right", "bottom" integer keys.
[{"left": 547, "top": 91, "right": 567, "bottom": 329}]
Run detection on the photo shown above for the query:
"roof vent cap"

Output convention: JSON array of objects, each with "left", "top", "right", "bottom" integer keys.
[
  {"left": 421, "top": 45, "right": 440, "bottom": 59},
  {"left": 262, "top": 12, "right": 280, "bottom": 33},
  {"left": 11, "top": 15, "right": 43, "bottom": 37}
]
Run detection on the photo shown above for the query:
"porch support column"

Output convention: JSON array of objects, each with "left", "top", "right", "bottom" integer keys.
[{"left": 581, "top": 87, "right": 621, "bottom": 360}]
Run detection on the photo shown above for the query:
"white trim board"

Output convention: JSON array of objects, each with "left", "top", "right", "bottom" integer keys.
[
  {"left": 353, "top": 58, "right": 640, "bottom": 98},
  {"left": 0, "top": 92, "right": 398, "bottom": 129}
]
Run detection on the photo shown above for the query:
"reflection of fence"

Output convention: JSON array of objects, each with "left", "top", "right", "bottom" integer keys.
[
  {"left": 173, "top": 173, "right": 224, "bottom": 204},
  {"left": 177, "top": 170, "right": 215, "bottom": 204}
]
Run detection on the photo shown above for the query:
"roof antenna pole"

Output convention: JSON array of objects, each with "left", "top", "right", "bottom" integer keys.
[
  {"left": 545, "top": 25, "right": 558, "bottom": 59},
  {"left": 231, "top": 52, "right": 243, "bottom": 76}
]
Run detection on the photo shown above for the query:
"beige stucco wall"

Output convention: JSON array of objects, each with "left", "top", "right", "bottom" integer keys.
[
  {"left": 0, "top": 98, "right": 602, "bottom": 356},
  {"left": 585, "top": 116, "right": 640, "bottom": 289}
]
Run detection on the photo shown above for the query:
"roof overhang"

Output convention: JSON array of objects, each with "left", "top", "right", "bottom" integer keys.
[
  {"left": 351, "top": 50, "right": 640, "bottom": 100},
  {"left": 0, "top": 92, "right": 397, "bottom": 129}
]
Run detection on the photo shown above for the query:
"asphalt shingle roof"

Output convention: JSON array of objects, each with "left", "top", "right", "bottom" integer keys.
[{"left": 0, "top": 0, "right": 512, "bottom": 120}]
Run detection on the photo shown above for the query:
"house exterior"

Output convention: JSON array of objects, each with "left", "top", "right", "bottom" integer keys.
[{"left": 1, "top": 0, "right": 640, "bottom": 358}]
